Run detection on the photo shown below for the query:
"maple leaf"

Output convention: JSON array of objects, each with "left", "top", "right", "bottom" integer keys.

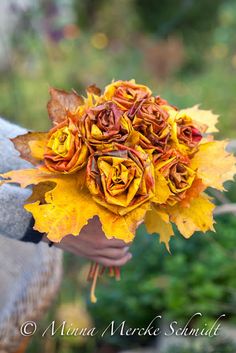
[
  {"left": 25, "top": 186, "right": 100, "bottom": 242},
  {"left": 145, "top": 205, "right": 174, "bottom": 252},
  {"left": 0, "top": 168, "right": 64, "bottom": 188},
  {"left": 47, "top": 88, "right": 84, "bottom": 125},
  {"left": 190, "top": 140, "right": 236, "bottom": 191},
  {"left": 98, "top": 201, "right": 150, "bottom": 243},
  {"left": 167, "top": 194, "right": 215, "bottom": 238},
  {"left": 0, "top": 169, "right": 90, "bottom": 241},
  {"left": 179, "top": 105, "right": 219, "bottom": 133},
  {"left": 0, "top": 168, "right": 146, "bottom": 243},
  {"left": 11, "top": 132, "right": 48, "bottom": 165}
]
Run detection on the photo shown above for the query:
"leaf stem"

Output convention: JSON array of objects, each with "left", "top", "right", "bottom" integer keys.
[{"left": 90, "top": 263, "right": 99, "bottom": 303}]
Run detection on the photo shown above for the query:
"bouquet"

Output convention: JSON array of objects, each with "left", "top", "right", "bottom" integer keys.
[{"left": 1, "top": 80, "right": 236, "bottom": 302}]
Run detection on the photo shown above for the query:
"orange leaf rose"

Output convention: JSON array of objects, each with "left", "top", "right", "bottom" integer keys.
[
  {"left": 44, "top": 117, "right": 88, "bottom": 173},
  {"left": 155, "top": 150, "right": 195, "bottom": 205},
  {"left": 128, "top": 97, "right": 170, "bottom": 154},
  {"left": 176, "top": 115, "right": 203, "bottom": 148},
  {"left": 103, "top": 80, "right": 152, "bottom": 111},
  {"left": 80, "top": 102, "right": 132, "bottom": 151}
]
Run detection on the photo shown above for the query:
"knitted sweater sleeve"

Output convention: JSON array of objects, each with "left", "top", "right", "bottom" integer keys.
[{"left": 0, "top": 118, "right": 33, "bottom": 240}]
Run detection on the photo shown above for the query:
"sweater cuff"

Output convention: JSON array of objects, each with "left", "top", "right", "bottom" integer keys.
[{"left": 21, "top": 217, "right": 44, "bottom": 244}]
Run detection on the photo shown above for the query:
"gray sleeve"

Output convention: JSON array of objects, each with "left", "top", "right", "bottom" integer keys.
[{"left": 0, "top": 118, "right": 33, "bottom": 240}]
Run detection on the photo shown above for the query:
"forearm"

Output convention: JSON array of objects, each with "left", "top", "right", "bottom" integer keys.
[
  {"left": 0, "top": 184, "right": 32, "bottom": 240},
  {"left": 0, "top": 117, "right": 33, "bottom": 241}
]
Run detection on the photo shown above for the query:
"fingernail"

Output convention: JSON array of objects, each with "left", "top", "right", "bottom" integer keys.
[
  {"left": 124, "top": 246, "right": 129, "bottom": 252},
  {"left": 128, "top": 253, "right": 132, "bottom": 260}
]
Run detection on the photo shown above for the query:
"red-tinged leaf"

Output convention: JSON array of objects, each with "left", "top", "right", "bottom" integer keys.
[
  {"left": 11, "top": 132, "right": 48, "bottom": 165},
  {"left": 180, "top": 178, "right": 206, "bottom": 208}
]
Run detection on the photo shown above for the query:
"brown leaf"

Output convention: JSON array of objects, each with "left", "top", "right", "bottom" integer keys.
[
  {"left": 47, "top": 88, "right": 84, "bottom": 125},
  {"left": 86, "top": 84, "right": 101, "bottom": 96},
  {"left": 11, "top": 132, "right": 48, "bottom": 165}
]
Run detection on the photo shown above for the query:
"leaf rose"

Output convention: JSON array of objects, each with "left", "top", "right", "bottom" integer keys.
[
  {"left": 86, "top": 145, "right": 155, "bottom": 215},
  {"left": 155, "top": 151, "right": 195, "bottom": 205},
  {"left": 103, "top": 80, "right": 152, "bottom": 110},
  {"left": 128, "top": 97, "right": 170, "bottom": 154},
  {"left": 167, "top": 109, "right": 205, "bottom": 154},
  {"left": 44, "top": 117, "right": 89, "bottom": 173},
  {"left": 176, "top": 115, "right": 203, "bottom": 148},
  {"left": 80, "top": 102, "right": 132, "bottom": 151}
]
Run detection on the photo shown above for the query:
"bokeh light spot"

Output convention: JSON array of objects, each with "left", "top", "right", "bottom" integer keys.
[{"left": 91, "top": 32, "right": 108, "bottom": 50}]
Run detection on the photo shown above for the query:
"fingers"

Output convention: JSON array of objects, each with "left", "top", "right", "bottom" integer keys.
[
  {"left": 80, "top": 218, "right": 132, "bottom": 248},
  {"left": 60, "top": 235, "right": 131, "bottom": 260},
  {"left": 91, "top": 234, "right": 132, "bottom": 249},
  {"left": 79, "top": 231, "right": 132, "bottom": 249},
  {"left": 74, "top": 240, "right": 130, "bottom": 260},
  {"left": 94, "top": 246, "right": 130, "bottom": 259},
  {"left": 57, "top": 231, "right": 133, "bottom": 268},
  {"left": 104, "top": 238, "right": 132, "bottom": 248},
  {"left": 89, "top": 252, "right": 132, "bottom": 267}
]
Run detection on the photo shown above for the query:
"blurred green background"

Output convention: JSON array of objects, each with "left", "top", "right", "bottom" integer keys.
[{"left": 1, "top": 0, "right": 236, "bottom": 352}]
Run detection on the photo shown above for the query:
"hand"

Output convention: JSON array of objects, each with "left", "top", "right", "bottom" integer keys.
[{"left": 43, "top": 216, "right": 132, "bottom": 267}]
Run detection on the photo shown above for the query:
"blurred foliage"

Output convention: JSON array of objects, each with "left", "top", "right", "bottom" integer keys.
[
  {"left": 164, "top": 337, "right": 236, "bottom": 353},
  {"left": 135, "top": 0, "right": 223, "bottom": 39},
  {"left": 134, "top": 0, "right": 224, "bottom": 72},
  {"left": 74, "top": 0, "right": 140, "bottom": 42}
]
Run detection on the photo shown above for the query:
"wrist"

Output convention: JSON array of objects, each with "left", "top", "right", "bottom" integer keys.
[{"left": 21, "top": 217, "right": 44, "bottom": 244}]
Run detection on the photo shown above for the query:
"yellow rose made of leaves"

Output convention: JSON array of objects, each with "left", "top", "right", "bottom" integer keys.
[{"left": 86, "top": 144, "right": 155, "bottom": 215}]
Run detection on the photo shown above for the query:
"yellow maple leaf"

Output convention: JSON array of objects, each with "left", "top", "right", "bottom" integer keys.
[
  {"left": 0, "top": 168, "right": 145, "bottom": 243},
  {"left": 145, "top": 205, "right": 174, "bottom": 252},
  {"left": 25, "top": 187, "right": 100, "bottom": 242},
  {"left": 99, "top": 202, "right": 150, "bottom": 243},
  {"left": 167, "top": 194, "right": 215, "bottom": 238},
  {"left": 190, "top": 140, "right": 236, "bottom": 191},
  {"left": 179, "top": 105, "right": 219, "bottom": 133}
]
